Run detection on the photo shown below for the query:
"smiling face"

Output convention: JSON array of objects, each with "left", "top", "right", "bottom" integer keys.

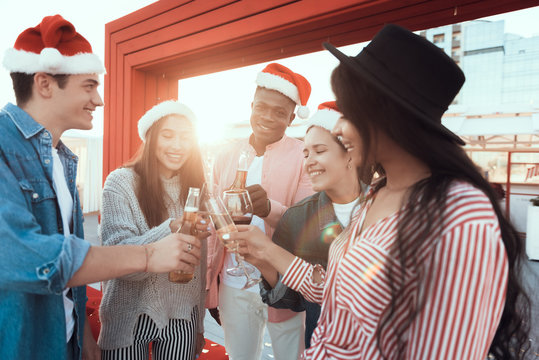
[
  {"left": 331, "top": 116, "right": 363, "bottom": 168},
  {"left": 154, "top": 115, "right": 196, "bottom": 178},
  {"left": 51, "top": 73, "right": 103, "bottom": 132},
  {"left": 303, "top": 126, "right": 353, "bottom": 193},
  {"left": 250, "top": 87, "right": 296, "bottom": 149}
]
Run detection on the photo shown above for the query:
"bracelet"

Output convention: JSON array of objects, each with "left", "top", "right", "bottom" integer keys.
[{"left": 143, "top": 245, "right": 149, "bottom": 272}]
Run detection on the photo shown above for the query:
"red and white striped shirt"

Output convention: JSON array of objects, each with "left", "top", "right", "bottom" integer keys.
[{"left": 282, "top": 181, "right": 508, "bottom": 359}]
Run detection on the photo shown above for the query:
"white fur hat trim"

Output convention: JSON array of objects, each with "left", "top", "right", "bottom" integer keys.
[
  {"left": 3, "top": 47, "right": 106, "bottom": 74},
  {"left": 256, "top": 71, "right": 300, "bottom": 105},
  {"left": 138, "top": 100, "right": 197, "bottom": 141},
  {"left": 305, "top": 108, "right": 342, "bottom": 134}
]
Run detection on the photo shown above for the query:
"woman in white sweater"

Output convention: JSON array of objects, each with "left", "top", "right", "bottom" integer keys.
[{"left": 98, "top": 101, "right": 207, "bottom": 359}]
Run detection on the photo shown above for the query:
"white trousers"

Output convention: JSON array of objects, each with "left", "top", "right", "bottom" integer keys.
[{"left": 219, "top": 284, "right": 304, "bottom": 360}]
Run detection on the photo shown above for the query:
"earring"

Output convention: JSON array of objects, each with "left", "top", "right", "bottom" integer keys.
[{"left": 347, "top": 158, "right": 352, "bottom": 169}]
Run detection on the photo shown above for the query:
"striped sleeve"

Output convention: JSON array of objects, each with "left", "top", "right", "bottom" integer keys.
[
  {"left": 335, "top": 241, "right": 396, "bottom": 337},
  {"left": 282, "top": 256, "right": 325, "bottom": 304},
  {"left": 407, "top": 220, "right": 508, "bottom": 359}
]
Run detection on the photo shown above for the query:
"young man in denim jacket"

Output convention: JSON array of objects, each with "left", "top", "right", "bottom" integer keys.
[{"left": 0, "top": 15, "right": 202, "bottom": 360}]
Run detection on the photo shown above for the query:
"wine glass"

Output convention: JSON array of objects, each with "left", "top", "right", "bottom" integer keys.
[
  {"left": 222, "top": 190, "right": 258, "bottom": 275},
  {"left": 204, "top": 195, "right": 261, "bottom": 289},
  {"left": 222, "top": 189, "right": 254, "bottom": 226}
]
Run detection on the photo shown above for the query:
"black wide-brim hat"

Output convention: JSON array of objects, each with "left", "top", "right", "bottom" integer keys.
[{"left": 324, "top": 23, "right": 465, "bottom": 145}]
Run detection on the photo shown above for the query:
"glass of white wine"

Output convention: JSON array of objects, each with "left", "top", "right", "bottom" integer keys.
[{"left": 204, "top": 196, "right": 261, "bottom": 289}]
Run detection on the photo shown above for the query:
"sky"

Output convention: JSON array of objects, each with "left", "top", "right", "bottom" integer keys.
[{"left": 1, "top": 1, "right": 539, "bottom": 142}]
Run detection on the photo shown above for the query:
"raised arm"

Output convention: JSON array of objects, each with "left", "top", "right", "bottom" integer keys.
[
  {"left": 66, "top": 231, "right": 201, "bottom": 287},
  {"left": 259, "top": 211, "right": 307, "bottom": 310},
  {"left": 234, "top": 225, "right": 324, "bottom": 304}
]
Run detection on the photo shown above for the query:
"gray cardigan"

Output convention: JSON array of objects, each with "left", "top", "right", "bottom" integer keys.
[{"left": 97, "top": 167, "right": 206, "bottom": 350}]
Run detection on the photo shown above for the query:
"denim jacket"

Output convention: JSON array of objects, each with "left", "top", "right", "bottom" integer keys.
[
  {"left": 0, "top": 103, "right": 91, "bottom": 359},
  {"left": 260, "top": 191, "right": 343, "bottom": 348}
]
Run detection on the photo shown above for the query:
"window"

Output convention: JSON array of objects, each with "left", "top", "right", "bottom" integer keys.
[{"left": 433, "top": 33, "right": 445, "bottom": 43}]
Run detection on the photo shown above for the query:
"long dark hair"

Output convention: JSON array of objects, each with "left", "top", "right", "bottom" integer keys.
[
  {"left": 331, "top": 64, "right": 530, "bottom": 359},
  {"left": 126, "top": 116, "right": 205, "bottom": 228}
]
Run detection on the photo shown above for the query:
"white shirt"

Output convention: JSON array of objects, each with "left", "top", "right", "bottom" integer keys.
[
  {"left": 221, "top": 155, "right": 264, "bottom": 292},
  {"left": 332, "top": 197, "right": 359, "bottom": 227},
  {"left": 51, "top": 147, "right": 76, "bottom": 342}
]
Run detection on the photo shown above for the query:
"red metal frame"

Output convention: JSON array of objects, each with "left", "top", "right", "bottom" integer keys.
[
  {"left": 506, "top": 152, "right": 512, "bottom": 216},
  {"left": 104, "top": 0, "right": 539, "bottom": 181},
  {"left": 505, "top": 151, "right": 539, "bottom": 217}
]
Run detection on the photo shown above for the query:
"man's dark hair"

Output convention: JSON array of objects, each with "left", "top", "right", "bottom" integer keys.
[{"left": 10, "top": 72, "right": 69, "bottom": 107}]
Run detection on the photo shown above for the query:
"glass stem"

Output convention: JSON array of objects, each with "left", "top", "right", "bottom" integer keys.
[{"left": 235, "top": 253, "right": 251, "bottom": 278}]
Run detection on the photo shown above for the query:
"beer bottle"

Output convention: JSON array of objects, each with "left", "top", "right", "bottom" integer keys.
[
  {"left": 169, "top": 187, "right": 200, "bottom": 283},
  {"left": 229, "top": 150, "right": 249, "bottom": 190}
]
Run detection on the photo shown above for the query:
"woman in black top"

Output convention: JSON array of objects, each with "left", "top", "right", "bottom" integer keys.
[{"left": 256, "top": 101, "right": 363, "bottom": 347}]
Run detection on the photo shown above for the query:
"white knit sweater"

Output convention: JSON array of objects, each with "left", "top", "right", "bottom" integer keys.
[{"left": 97, "top": 167, "right": 207, "bottom": 350}]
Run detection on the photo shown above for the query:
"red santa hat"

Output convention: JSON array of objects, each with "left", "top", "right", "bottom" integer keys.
[
  {"left": 3, "top": 15, "right": 105, "bottom": 75},
  {"left": 306, "top": 101, "right": 342, "bottom": 133},
  {"left": 138, "top": 100, "right": 197, "bottom": 142},
  {"left": 255, "top": 63, "right": 311, "bottom": 119}
]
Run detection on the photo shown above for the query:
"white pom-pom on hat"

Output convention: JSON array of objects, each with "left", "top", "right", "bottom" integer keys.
[
  {"left": 297, "top": 105, "right": 310, "bottom": 119},
  {"left": 39, "top": 48, "right": 64, "bottom": 72},
  {"left": 137, "top": 100, "right": 197, "bottom": 142}
]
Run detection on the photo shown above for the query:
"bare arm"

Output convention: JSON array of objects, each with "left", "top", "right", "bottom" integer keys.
[
  {"left": 234, "top": 226, "right": 323, "bottom": 283},
  {"left": 234, "top": 226, "right": 296, "bottom": 276},
  {"left": 248, "top": 257, "right": 279, "bottom": 287},
  {"left": 67, "top": 232, "right": 201, "bottom": 287}
]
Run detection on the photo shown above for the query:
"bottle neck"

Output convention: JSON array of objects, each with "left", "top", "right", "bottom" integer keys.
[
  {"left": 185, "top": 187, "right": 201, "bottom": 209},
  {"left": 230, "top": 169, "right": 247, "bottom": 189}
]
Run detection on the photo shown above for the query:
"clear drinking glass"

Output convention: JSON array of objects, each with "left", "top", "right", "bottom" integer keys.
[
  {"left": 222, "top": 189, "right": 258, "bottom": 277},
  {"left": 204, "top": 195, "right": 261, "bottom": 289}
]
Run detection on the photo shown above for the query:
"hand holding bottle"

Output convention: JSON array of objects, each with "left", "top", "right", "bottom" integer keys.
[
  {"left": 170, "top": 214, "right": 210, "bottom": 238},
  {"left": 169, "top": 217, "right": 183, "bottom": 233},
  {"left": 145, "top": 232, "right": 201, "bottom": 273},
  {"left": 246, "top": 184, "right": 271, "bottom": 217}
]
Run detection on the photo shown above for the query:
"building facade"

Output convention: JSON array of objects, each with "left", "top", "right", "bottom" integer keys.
[{"left": 422, "top": 20, "right": 539, "bottom": 108}]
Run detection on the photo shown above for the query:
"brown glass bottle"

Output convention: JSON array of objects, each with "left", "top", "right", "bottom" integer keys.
[
  {"left": 228, "top": 150, "right": 249, "bottom": 190},
  {"left": 169, "top": 187, "right": 200, "bottom": 283}
]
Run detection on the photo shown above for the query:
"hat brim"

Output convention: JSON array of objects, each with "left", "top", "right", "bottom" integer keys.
[{"left": 323, "top": 42, "right": 465, "bottom": 146}]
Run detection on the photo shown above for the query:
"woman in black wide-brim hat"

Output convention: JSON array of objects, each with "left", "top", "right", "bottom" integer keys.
[{"left": 233, "top": 23, "right": 530, "bottom": 360}]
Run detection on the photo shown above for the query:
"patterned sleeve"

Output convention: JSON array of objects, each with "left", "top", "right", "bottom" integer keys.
[{"left": 281, "top": 257, "right": 325, "bottom": 305}]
